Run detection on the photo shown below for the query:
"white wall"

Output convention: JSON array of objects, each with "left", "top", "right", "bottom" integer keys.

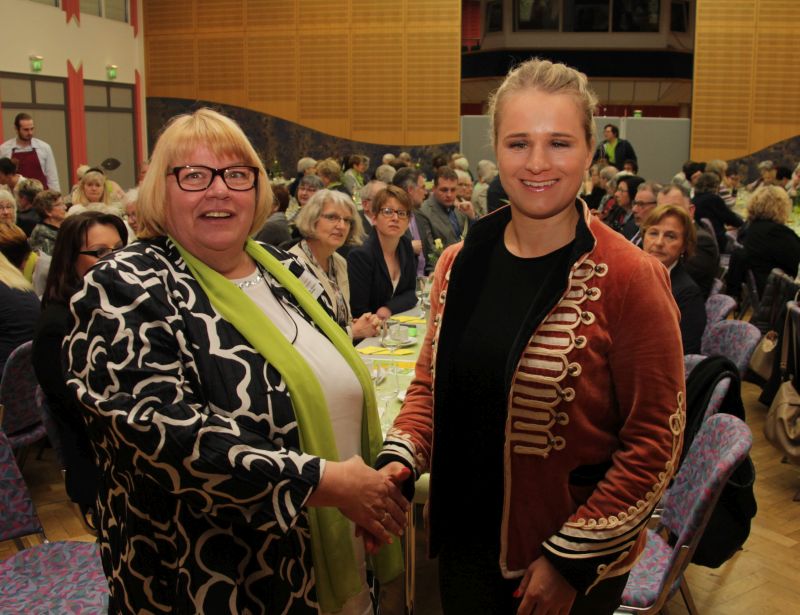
[
  {"left": 0, "top": 0, "right": 143, "bottom": 83},
  {"left": 0, "top": 0, "right": 146, "bottom": 187}
]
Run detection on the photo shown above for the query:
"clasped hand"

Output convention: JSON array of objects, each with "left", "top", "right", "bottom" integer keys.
[{"left": 308, "top": 457, "right": 410, "bottom": 553}]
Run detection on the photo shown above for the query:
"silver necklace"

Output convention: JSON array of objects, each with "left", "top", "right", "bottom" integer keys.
[{"left": 236, "top": 271, "right": 264, "bottom": 289}]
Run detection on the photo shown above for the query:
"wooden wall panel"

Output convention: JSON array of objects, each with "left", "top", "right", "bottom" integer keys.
[
  {"left": 143, "top": 0, "right": 460, "bottom": 146},
  {"left": 692, "top": 0, "right": 800, "bottom": 160}
]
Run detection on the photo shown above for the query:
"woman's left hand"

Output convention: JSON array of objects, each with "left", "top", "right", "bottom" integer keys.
[{"left": 515, "top": 556, "right": 576, "bottom": 615}]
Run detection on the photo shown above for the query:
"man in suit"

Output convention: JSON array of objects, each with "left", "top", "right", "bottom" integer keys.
[
  {"left": 658, "top": 183, "right": 720, "bottom": 299},
  {"left": 418, "top": 167, "right": 476, "bottom": 248},
  {"left": 393, "top": 167, "right": 434, "bottom": 275}
]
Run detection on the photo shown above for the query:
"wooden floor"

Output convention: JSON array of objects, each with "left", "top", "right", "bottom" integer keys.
[{"left": 3, "top": 381, "right": 800, "bottom": 614}]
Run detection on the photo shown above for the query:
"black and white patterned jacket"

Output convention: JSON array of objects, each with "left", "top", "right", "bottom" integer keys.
[{"left": 67, "top": 237, "right": 335, "bottom": 614}]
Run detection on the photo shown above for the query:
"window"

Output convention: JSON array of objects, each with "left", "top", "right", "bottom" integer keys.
[
  {"left": 612, "top": 0, "right": 660, "bottom": 32},
  {"left": 486, "top": 0, "right": 503, "bottom": 33},
  {"left": 563, "top": 0, "right": 610, "bottom": 32},
  {"left": 670, "top": 0, "right": 689, "bottom": 32},
  {"left": 515, "top": 0, "right": 559, "bottom": 31},
  {"left": 79, "top": 0, "right": 129, "bottom": 22}
]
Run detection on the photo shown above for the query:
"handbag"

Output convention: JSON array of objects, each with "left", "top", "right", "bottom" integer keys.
[
  {"left": 764, "top": 309, "right": 800, "bottom": 463},
  {"left": 748, "top": 330, "right": 778, "bottom": 381}
]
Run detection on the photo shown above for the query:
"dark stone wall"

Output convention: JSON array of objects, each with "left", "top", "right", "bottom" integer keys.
[
  {"left": 146, "top": 98, "right": 459, "bottom": 179},
  {"left": 727, "top": 135, "right": 800, "bottom": 182}
]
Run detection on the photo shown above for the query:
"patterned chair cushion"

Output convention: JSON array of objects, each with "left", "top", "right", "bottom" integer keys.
[
  {"left": 704, "top": 294, "right": 736, "bottom": 325},
  {"left": 700, "top": 320, "right": 762, "bottom": 377},
  {"left": 620, "top": 530, "right": 675, "bottom": 607},
  {"left": 702, "top": 377, "right": 731, "bottom": 422},
  {"left": 0, "top": 431, "right": 42, "bottom": 541},
  {"left": 0, "top": 541, "right": 108, "bottom": 613}
]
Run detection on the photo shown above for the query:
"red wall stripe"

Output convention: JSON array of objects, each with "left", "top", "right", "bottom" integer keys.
[
  {"left": 134, "top": 70, "right": 144, "bottom": 173},
  {"left": 130, "top": 0, "right": 139, "bottom": 37},
  {"left": 67, "top": 61, "right": 87, "bottom": 186},
  {"left": 62, "top": 0, "right": 80, "bottom": 25}
]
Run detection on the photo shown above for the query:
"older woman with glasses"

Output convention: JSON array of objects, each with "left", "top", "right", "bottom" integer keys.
[
  {"left": 65, "top": 108, "right": 406, "bottom": 615},
  {"left": 290, "top": 189, "right": 381, "bottom": 339},
  {"left": 347, "top": 185, "right": 418, "bottom": 320},
  {"left": 0, "top": 189, "right": 16, "bottom": 224}
]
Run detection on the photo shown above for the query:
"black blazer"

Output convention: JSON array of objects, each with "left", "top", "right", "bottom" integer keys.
[
  {"left": 671, "top": 263, "right": 707, "bottom": 355},
  {"left": 32, "top": 301, "right": 99, "bottom": 509},
  {"left": 684, "top": 222, "right": 720, "bottom": 299},
  {"left": 693, "top": 192, "right": 743, "bottom": 248},
  {"left": 347, "top": 231, "right": 417, "bottom": 317},
  {"left": 742, "top": 218, "right": 800, "bottom": 296}
]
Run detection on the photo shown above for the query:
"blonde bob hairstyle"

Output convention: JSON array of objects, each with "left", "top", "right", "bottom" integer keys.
[
  {"left": 641, "top": 203, "right": 697, "bottom": 259},
  {"left": 136, "top": 108, "right": 271, "bottom": 240},
  {"left": 487, "top": 57, "right": 598, "bottom": 149},
  {"left": 747, "top": 185, "right": 791, "bottom": 225},
  {"left": 293, "top": 189, "right": 364, "bottom": 247},
  {"left": 73, "top": 170, "right": 111, "bottom": 206}
]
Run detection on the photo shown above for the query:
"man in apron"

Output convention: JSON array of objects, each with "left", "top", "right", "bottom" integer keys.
[{"left": 0, "top": 113, "right": 60, "bottom": 191}]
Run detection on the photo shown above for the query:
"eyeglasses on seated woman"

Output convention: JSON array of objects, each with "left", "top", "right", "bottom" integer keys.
[{"left": 290, "top": 189, "right": 381, "bottom": 340}]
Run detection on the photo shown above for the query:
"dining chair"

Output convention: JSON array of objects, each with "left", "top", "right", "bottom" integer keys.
[
  {"left": 0, "top": 429, "right": 108, "bottom": 612},
  {"left": 700, "top": 320, "right": 762, "bottom": 378},
  {"left": 709, "top": 278, "right": 724, "bottom": 296},
  {"left": 0, "top": 341, "right": 47, "bottom": 467},
  {"left": 615, "top": 413, "right": 753, "bottom": 615},
  {"left": 683, "top": 354, "right": 707, "bottom": 379},
  {"left": 704, "top": 294, "right": 736, "bottom": 326}
]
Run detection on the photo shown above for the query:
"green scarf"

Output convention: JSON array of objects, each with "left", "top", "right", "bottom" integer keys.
[{"left": 171, "top": 237, "right": 403, "bottom": 612}]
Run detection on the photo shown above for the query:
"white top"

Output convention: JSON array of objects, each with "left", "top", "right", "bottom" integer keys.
[
  {"left": 236, "top": 269, "right": 372, "bottom": 615},
  {"left": 0, "top": 137, "right": 60, "bottom": 192}
]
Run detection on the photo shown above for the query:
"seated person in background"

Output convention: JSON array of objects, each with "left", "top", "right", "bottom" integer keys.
[
  {"left": 706, "top": 159, "right": 735, "bottom": 207},
  {"left": 605, "top": 174, "right": 644, "bottom": 239},
  {"left": 316, "top": 158, "right": 350, "bottom": 195},
  {"left": 393, "top": 167, "right": 433, "bottom": 276},
  {"left": 0, "top": 251, "right": 39, "bottom": 375},
  {"left": 472, "top": 159, "right": 498, "bottom": 217},
  {"left": 658, "top": 183, "right": 719, "bottom": 299},
  {"left": 32, "top": 211, "right": 128, "bottom": 525},
  {"left": 738, "top": 185, "right": 800, "bottom": 296},
  {"left": 623, "top": 159, "right": 638, "bottom": 175},
  {"left": 255, "top": 184, "right": 292, "bottom": 247},
  {"left": 347, "top": 185, "right": 417, "bottom": 320},
  {"left": 289, "top": 189, "right": 380, "bottom": 340},
  {"left": 0, "top": 188, "right": 16, "bottom": 225},
  {"left": 0, "top": 156, "right": 24, "bottom": 196},
  {"left": 630, "top": 181, "right": 661, "bottom": 246},
  {"left": 642, "top": 204, "right": 706, "bottom": 354},
  {"left": 581, "top": 163, "right": 605, "bottom": 210},
  {"left": 0, "top": 221, "right": 41, "bottom": 286},
  {"left": 358, "top": 179, "right": 386, "bottom": 232},
  {"left": 71, "top": 168, "right": 113, "bottom": 208},
  {"left": 692, "top": 171, "right": 743, "bottom": 248},
  {"left": 374, "top": 163, "right": 396, "bottom": 184},
  {"left": 747, "top": 160, "right": 776, "bottom": 191},
  {"left": 418, "top": 167, "right": 476, "bottom": 247},
  {"left": 15, "top": 178, "right": 43, "bottom": 236},
  {"left": 287, "top": 156, "right": 316, "bottom": 198},
  {"left": 342, "top": 154, "right": 369, "bottom": 195},
  {"left": 776, "top": 166, "right": 792, "bottom": 190},
  {"left": 123, "top": 188, "right": 139, "bottom": 239},
  {"left": 286, "top": 173, "right": 323, "bottom": 222},
  {"left": 29, "top": 190, "right": 66, "bottom": 255}
]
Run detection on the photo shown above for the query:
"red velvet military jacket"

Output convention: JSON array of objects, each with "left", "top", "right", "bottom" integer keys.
[{"left": 379, "top": 202, "right": 685, "bottom": 594}]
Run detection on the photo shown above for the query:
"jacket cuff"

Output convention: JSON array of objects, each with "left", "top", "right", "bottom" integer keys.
[{"left": 375, "top": 452, "right": 416, "bottom": 502}]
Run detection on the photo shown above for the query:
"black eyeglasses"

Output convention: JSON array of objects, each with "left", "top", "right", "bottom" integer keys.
[
  {"left": 378, "top": 207, "right": 410, "bottom": 219},
  {"left": 79, "top": 243, "right": 124, "bottom": 259},
  {"left": 169, "top": 165, "right": 259, "bottom": 191},
  {"left": 632, "top": 200, "right": 657, "bottom": 208}
]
